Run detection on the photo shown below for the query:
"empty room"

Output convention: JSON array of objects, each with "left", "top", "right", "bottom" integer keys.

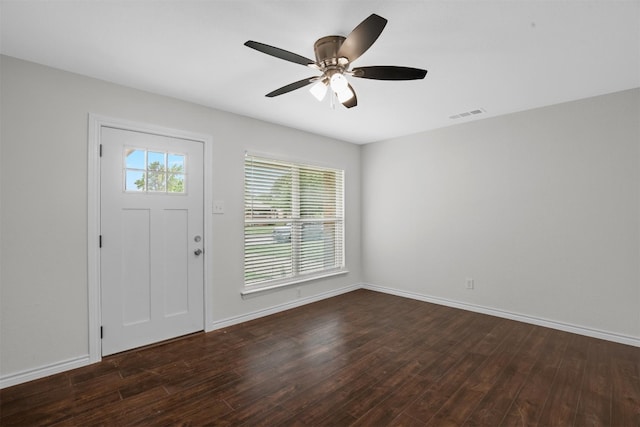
[{"left": 1, "top": 1, "right": 638, "bottom": 425}]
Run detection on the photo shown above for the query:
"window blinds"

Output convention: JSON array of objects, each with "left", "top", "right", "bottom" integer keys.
[{"left": 244, "top": 155, "right": 345, "bottom": 287}]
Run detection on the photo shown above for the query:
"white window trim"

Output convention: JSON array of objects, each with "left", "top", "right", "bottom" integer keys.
[{"left": 241, "top": 268, "right": 349, "bottom": 297}]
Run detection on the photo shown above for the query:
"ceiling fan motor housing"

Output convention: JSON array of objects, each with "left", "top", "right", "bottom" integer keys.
[{"left": 314, "top": 36, "right": 348, "bottom": 71}]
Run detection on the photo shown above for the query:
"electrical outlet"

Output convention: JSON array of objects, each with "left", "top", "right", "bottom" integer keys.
[
  {"left": 466, "top": 278, "right": 474, "bottom": 290},
  {"left": 296, "top": 288, "right": 301, "bottom": 298}
]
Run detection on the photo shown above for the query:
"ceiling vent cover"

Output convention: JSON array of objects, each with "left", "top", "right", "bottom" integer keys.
[{"left": 449, "top": 108, "right": 485, "bottom": 120}]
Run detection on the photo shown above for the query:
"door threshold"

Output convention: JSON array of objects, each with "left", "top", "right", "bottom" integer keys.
[{"left": 103, "top": 331, "right": 206, "bottom": 359}]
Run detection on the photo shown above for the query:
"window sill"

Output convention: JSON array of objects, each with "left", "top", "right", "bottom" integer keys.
[{"left": 241, "top": 269, "right": 349, "bottom": 298}]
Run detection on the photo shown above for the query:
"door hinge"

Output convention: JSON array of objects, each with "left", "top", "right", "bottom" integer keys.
[
  {"left": 99, "top": 144, "right": 103, "bottom": 157},
  {"left": 100, "top": 326, "right": 103, "bottom": 339},
  {"left": 99, "top": 235, "right": 102, "bottom": 248}
]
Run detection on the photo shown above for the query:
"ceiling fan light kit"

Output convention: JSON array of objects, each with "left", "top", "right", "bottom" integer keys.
[
  {"left": 244, "top": 13, "right": 427, "bottom": 109},
  {"left": 309, "top": 80, "right": 329, "bottom": 101}
]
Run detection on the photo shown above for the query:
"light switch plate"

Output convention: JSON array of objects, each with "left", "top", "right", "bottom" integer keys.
[{"left": 213, "top": 200, "right": 225, "bottom": 214}]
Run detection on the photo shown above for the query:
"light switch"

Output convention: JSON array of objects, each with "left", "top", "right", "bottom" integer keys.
[{"left": 213, "top": 200, "right": 225, "bottom": 214}]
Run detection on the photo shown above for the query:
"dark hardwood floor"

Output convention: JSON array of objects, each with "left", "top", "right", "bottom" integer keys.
[{"left": 1, "top": 289, "right": 639, "bottom": 426}]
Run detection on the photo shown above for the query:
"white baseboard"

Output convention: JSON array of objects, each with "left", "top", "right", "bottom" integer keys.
[
  {"left": 1, "top": 284, "right": 361, "bottom": 390},
  {"left": 208, "top": 283, "right": 362, "bottom": 331},
  {"left": 0, "top": 355, "right": 91, "bottom": 389},
  {"left": 362, "top": 283, "right": 640, "bottom": 348},
  {"left": 3, "top": 281, "right": 637, "bottom": 389}
]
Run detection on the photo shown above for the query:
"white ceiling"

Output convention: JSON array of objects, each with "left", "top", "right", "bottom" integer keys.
[{"left": 1, "top": 1, "right": 639, "bottom": 144}]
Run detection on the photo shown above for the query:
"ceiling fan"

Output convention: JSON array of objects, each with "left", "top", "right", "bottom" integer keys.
[{"left": 244, "top": 13, "right": 427, "bottom": 109}]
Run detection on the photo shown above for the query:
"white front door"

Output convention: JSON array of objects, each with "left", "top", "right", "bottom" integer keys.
[{"left": 100, "top": 126, "right": 204, "bottom": 356}]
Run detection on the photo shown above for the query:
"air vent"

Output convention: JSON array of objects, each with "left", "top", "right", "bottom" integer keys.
[{"left": 449, "top": 108, "right": 485, "bottom": 120}]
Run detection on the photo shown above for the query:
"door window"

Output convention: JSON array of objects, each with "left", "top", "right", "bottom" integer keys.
[{"left": 124, "top": 148, "right": 186, "bottom": 194}]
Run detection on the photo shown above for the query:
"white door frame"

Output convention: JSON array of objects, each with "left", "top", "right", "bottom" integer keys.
[{"left": 87, "top": 113, "right": 214, "bottom": 363}]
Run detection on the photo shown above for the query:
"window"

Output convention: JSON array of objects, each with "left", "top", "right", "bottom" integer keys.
[
  {"left": 124, "top": 148, "right": 186, "bottom": 193},
  {"left": 244, "top": 155, "right": 345, "bottom": 289}
]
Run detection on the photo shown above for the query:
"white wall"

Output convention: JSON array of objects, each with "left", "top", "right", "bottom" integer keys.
[
  {"left": 362, "top": 88, "right": 640, "bottom": 341},
  {"left": 0, "top": 55, "right": 362, "bottom": 380}
]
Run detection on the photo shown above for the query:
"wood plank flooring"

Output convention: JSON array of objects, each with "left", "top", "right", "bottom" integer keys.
[{"left": 1, "top": 289, "right": 639, "bottom": 426}]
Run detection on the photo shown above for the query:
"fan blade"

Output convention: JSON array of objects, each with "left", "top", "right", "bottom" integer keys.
[
  {"left": 341, "top": 84, "right": 358, "bottom": 108},
  {"left": 245, "top": 40, "right": 316, "bottom": 67},
  {"left": 352, "top": 66, "right": 427, "bottom": 80},
  {"left": 337, "top": 14, "right": 387, "bottom": 62},
  {"left": 265, "top": 77, "right": 318, "bottom": 97}
]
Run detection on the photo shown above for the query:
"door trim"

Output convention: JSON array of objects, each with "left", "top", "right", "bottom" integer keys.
[{"left": 87, "top": 113, "right": 214, "bottom": 362}]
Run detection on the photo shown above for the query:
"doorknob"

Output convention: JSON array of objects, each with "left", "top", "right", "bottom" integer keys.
[{"left": 194, "top": 249, "right": 203, "bottom": 256}]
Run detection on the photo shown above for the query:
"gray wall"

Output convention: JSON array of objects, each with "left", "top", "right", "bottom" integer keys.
[
  {"left": 2, "top": 54, "right": 638, "bottom": 384},
  {"left": 362, "top": 88, "right": 639, "bottom": 340},
  {"left": 0, "top": 56, "right": 362, "bottom": 378}
]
